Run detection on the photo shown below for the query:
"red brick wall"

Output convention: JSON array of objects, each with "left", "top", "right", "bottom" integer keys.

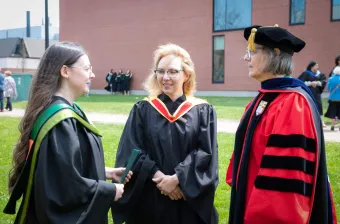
[
  {"left": 252, "top": 0, "right": 340, "bottom": 80},
  {"left": 60, "top": 0, "right": 340, "bottom": 91}
]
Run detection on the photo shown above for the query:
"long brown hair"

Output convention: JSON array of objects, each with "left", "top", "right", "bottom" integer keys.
[{"left": 8, "top": 42, "right": 86, "bottom": 193}]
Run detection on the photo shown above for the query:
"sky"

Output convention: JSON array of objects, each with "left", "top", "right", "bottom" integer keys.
[{"left": 0, "top": 0, "right": 59, "bottom": 29}]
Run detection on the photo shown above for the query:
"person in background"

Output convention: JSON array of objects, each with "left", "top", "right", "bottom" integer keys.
[
  {"left": 105, "top": 69, "right": 114, "bottom": 93},
  {"left": 329, "top": 55, "right": 340, "bottom": 78},
  {"left": 3, "top": 71, "right": 17, "bottom": 111},
  {"left": 298, "top": 61, "right": 327, "bottom": 127},
  {"left": 0, "top": 67, "right": 4, "bottom": 112},
  {"left": 325, "top": 66, "right": 340, "bottom": 131},
  {"left": 226, "top": 24, "right": 337, "bottom": 224},
  {"left": 123, "top": 70, "right": 133, "bottom": 95},
  {"left": 115, "top": 69, "right": 123, "bottom": 95},
  {"left": 111, "top": 70, "right": 118, "bottom": 95}
]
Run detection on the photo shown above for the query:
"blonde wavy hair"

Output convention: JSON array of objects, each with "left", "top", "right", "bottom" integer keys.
[{"left": 143, "top": 43, "right": 197, "bottom": 97}]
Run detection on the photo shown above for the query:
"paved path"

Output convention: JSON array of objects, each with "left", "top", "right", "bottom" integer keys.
[{"left": 1, "top": 109, "right": 339, "bottom": 142}]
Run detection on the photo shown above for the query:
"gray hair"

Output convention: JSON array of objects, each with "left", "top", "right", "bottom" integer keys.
[{"left": 261, "top": 47, "right": 294, "bottom": 75}]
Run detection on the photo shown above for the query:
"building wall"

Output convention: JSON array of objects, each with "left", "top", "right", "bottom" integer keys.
[
  {"left": 0, "top": 57, "right": 40, "bottom": 70},
  {"left": 60, "top": 0, "right": 340, "bottom": 91},
  {"left": 251, "top": 0, "right": 340, "bottom": 80},
  {"left": 0, "top": 57, "right": 39, "bottom": 75},
  {"left": 60, "top": 0, "right": 213, "bottom": 91}
]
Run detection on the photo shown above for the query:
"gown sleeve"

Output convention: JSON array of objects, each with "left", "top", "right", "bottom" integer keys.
[
  {"left": 114, "top": 101, "right": 158, "bottom": 177},
  {"left": 34, "top": 118, "right": 116, "bottom": 224},
  {"left": 174, "top": 104, "right": 218, "bottom": 200},
  {"left": 318, "top": 73, "right": 327, "bottom": 93},
  {"left": 298, "top": 72, "right": 312, "bottom": 86},
  {"left": 245, "top": 93, "right": 319, "bottom": 224},
  {"left": 111, "top": 101, "right": 158, "bottom": 222}
]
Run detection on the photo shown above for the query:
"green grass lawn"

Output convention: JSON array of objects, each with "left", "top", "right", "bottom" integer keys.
[
  {"left": 12, "top": 95, "right": 251, "bottom": 120},
  {"left": 12, "top": 95, "right": 335, "bottom": 123},
  {"left": 0, "top": 117, "right": 339, "bottom": 223}
]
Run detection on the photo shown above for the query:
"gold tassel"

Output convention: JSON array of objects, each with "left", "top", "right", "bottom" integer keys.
[
  {"left": 248, "top": 28, "right": 257, "bottom": 52},
  {"left": 248, "top": 25, "right": 278, "bottom": 51}
]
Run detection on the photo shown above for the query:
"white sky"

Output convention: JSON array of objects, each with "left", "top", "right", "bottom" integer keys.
[{"left": 0, "top": 0, "right": 59, "bottom": 29}]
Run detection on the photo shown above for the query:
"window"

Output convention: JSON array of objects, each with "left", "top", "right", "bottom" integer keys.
[
  {"left": 12, "top": 43, "right": 22, "bottom": 57},
  {"left": 213, "top": 0, "right": 252, "bottom": 31},
  {"left": 213, "top": 36, "right": 224, "bottom": 83},
  {"left": 332, "top": 0, "right": 340, "bottom": 21},
  {"left": 290, "top": 0, "right": 306, "bottom": 25}
]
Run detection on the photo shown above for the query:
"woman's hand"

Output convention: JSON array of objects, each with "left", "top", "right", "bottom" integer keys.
[
  {"left": 168, "top": 186, "right": 186, "bottom": 201},
  {"left": 152, "top": 174, "right": 179, "bottom": 195},
  {"left": 152, "top": 170, "right": 165, "bottom": 180},
  {"left": 105, "top": 167, "right": 133, "bottom": 184},
  {"left": 114, "top": 183, "right": 124, "bottom": 201}
]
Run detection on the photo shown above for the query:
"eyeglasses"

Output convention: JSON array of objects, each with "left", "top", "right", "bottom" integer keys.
[
  {"left": 68, "top": 65, "right": 93, "bottom": 73},
  {"left": 245, "top": 48, "right": 263, "bottom": 59},
  {"left": 154, "top": 69, "right": 183, "bottom": 78}
]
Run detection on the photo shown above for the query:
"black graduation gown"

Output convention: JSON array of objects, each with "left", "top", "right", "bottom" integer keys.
[
  {"left": 111, "top": 94, "right": 219, "bottom": 224},
  {"left": 298, "top": 71, "right": 324, "bottom": 115},
  {"left": 25, "top": 96, "right": 116, "bottom": 223},
  {"left": 105, "top": 73, "right": 112, "bottom": 92},
  {"left": 115, "top": 75, "right": 123, "bottom": 92},
  {"left": 111, "top": 73, "right": 118, "bottom": 92},
  {"left": 105, "top": 73, "right": 118, "bottom": 92},
  {"left": 329, "top": 66, "right": 337, "bottom": 78},
  {"left": 122, "top": 74, "right": 132, "bottom": 91}
]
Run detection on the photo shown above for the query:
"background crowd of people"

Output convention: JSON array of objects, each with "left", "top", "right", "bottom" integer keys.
[
  {"left": 105, "top": 69, "right": 133, "bottom": 95},
  {"left": 298, "top": 55, "right": 340, "bottom": 131},
  {"left": 0, "top": 69, "right": 17, "bottom": 112}
]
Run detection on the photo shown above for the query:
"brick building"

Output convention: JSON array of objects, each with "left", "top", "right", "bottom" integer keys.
[{"left": 60, "top": 0, "right": 340, "bottom": 95}]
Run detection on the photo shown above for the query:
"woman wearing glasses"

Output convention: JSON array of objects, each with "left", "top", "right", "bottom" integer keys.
[
  {"left": 4, "top": 42, "right": 130, "bottom": 223},
  {"left": 112, "top": 43, "right": 218, "bottom": 224},
  {"left": 226, "top": 25, "right": 337, "bottom": 224}
]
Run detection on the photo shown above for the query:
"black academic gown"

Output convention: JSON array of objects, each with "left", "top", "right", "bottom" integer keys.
[
  {"left": 105, "top": 73, "right": 112, "bottom": 92},
  {"left": 123, "top": 74, "right": 132, "bottom": 91},
  {"left": 298, "top": 71, "right": 324, "bottom": 115},
  {"left": 111, "top": 72, "right": 118, "bottom": 92},
  {"left": 115, "top": 75, "right": 123, "bottom": 92},
  {"left": 105, "top": 73, "right": 118, "bottom": 92},
  {"left": 329, "top": 66, "right": 337, "bottom": 78},
  {"left": 24, "top": 96, "right": 116, "bottom": 223},
  {"left": 111, "top": 94, "right": 219, "bottom": 224}
]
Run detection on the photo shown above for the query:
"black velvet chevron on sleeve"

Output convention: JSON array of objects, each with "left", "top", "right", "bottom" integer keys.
[{"left": 266, "top": 134, "right": 316, "bottom": 153}]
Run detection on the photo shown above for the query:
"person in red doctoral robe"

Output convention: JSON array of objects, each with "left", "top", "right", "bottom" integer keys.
[{"left": 226, "top": 24, "right": 337, "bottom": 224}]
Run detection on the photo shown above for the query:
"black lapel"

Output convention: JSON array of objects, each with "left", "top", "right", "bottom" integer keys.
[{"left": 229, "top": 92, "right": 279, "bottom": 224}]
